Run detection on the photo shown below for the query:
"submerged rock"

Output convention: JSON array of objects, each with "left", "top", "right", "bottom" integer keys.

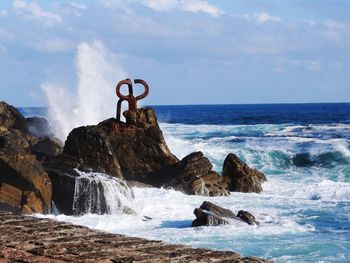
[
  {"left": 222, "top": 153, "right": 267, "bottom": 193},
  {"left": 237, "top": 210, "right": 260, "bottom": 225},
  {"left": 192, "top": 201, "right": 259, "bottom": 227}
]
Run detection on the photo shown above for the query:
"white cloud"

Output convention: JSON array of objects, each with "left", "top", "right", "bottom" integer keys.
[
  {"left": 0, "top": 9, "right": 8, "bottom": 18},
  {"left": 101, "top": 0, "right": 224, "bottom": 17},
  {"left": 13, "top": 0, "right": 62, "bottom": 26},
  {"left": 180, "top": 0, "right": 224, "bottom": 17},
  {"left": 142, "top": 0, "right": 177, "bottom": 10},
  {"left": 232, "top": 12, "right": 281, "bottom": 24},
  {"left": 305, "top": 19, "right": 346, "bottom": 30},
  {"left": 253, "top": 12, "right": 281, "bottom": 24},
  {"left": 36, "top": 38, "right": 76, "bottom": 53},
  {"left": 69, "top": 2, "right": 87, "bottom": 10}
]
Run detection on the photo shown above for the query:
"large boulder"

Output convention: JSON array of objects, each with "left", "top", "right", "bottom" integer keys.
[
  {"left": 0, "top": 101, "right": 53, "bottom": 214},
  {"left": 44, "top": 108, "right": 179, "bottom": 214},
  {"left": 192, "top": 201, "right": 259, "bottom": 227},
  {"left": 61, "top": 108, "right": 178, "bottom": 181},
  {"left": 222, "top": 154, "right": 267, "bottom": 193},
  {"left": 149, "top": 152, "right": 229, "bottom": 196}
]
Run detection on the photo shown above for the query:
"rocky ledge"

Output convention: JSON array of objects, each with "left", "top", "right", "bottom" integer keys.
[{"left": 0, "top": 213, "right": 270, "bottom": 263}]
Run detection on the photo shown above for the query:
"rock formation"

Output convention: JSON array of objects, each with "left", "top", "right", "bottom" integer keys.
[
  {"left": 222, "top": 153, "right": 267, "bottom": 193},
  {"left": 149, "top": 152, "right": 229, "bottom": 196},
  {"left": 1, "top": 100, "right": 267, "bottom": 216},
  {"left": 192, "top": 201, "right": 260, "bottom": 227},
  {"left": 0, "top": 101, "right": 56, "bottom": 214},
  {"left": 46, "top": 108, "right": 235, "bottom": 215}
]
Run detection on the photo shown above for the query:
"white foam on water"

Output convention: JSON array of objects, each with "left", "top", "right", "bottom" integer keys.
[
  {"left": 42, "top": 40, "right": 127, "bottom": 140},
  {"left": 41, "top": 186, "right": 314, "bottom": 239}
]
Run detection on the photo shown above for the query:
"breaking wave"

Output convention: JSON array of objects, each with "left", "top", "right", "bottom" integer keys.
[{"left": 42, "top": 40, "right": 128, "bottom": 141}]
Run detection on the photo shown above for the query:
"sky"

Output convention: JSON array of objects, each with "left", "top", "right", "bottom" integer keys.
[{"left": 0, "top": 0, "right": 349, "bottom": 106}]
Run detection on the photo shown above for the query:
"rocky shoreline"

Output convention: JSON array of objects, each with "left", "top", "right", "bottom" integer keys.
[
  {"left": 0, "top": 100, "right": 270, "bottom": 261},
  {"left": 0, "top": 213, "right": 270, "bottom": 262},
  {"left": 0, "top": 101, "right": 267, "bottom": 215}
]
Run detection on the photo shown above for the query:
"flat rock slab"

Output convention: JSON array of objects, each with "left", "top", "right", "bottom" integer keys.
[{"left": 0, "top": 213, "right": 270, "bottom": 263}]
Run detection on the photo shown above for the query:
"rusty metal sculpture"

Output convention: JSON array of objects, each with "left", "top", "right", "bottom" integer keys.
[{"left": 115, "top": 78, "right": 149, "bottom": 121}]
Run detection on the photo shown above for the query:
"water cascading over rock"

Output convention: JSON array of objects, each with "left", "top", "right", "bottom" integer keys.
[{"left": 72, "top": 170, "right": 135, "bottom": 215}]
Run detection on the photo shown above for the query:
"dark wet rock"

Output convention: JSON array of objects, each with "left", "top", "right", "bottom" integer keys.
[
  {"left": 0, "top": 101, "right": 52, "bottom": 214},
  {"left": 192, "top": 201, "right": 239, "bottom": 227},
  {"left": 237, "top": 210, "right": 260, "bottom": 225},
  {"left": 43, "top": 155, "right": 80, "bottom": 215},
  {"left": 26, "top": 117, "right": 52, "bottom": 138},
  {"left": 0, "top": 213, "right": 271, "bottom": 262},
  {"left": 30, "top": 137, "right": 63, "bottom": 160},
  {"left": 192, "top": 201, "right": 259, "bottom": 227},
  {"left": 63, "top": 124, "right": 123, "bottom": 177},
  {"left": 222, "top": 153, "right": 267, "bottom": 193}
]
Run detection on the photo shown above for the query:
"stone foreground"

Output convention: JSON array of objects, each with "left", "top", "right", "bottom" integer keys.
[{"left": 0, "top": 213, "right": 270, "bottom": 263}]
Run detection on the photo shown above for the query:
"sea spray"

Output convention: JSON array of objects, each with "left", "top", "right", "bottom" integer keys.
[
  {"left": 72, "top": 170, "right": 135, "bottom": 215},
  {"left": 42, "top": 40, "right": 128, "bottom": 140}
]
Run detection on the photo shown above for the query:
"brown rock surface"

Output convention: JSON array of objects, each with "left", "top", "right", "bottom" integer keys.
[
  {"left": 0, "top": 101, "right": 27, "bottom": 131},
  {"left": 0, "top": 101, "right": 53, "bottom": 214},
  {"left": 222, "top": 153, "right": 267, "bottom": 193},
  {"left": 61, "top": 108, "right": 178, "bottom": 181},
  {"left": 150, "top": 152, "right": 229, "bottom": 196},
  {"left": 0, "top": 213, "right": 271, "bottom": 262}
]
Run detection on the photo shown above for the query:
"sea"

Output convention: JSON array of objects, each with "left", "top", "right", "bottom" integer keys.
[{"left": 21, "top": 103, "right": 350, "bottom": 263}]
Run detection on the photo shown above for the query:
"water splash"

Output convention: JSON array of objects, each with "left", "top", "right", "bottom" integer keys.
[
  {"left": 42, "top": 40, "right": 127, "bottom": 140},
  {"left": 72, "top": 170, "right": 135, "bottom": 215}
]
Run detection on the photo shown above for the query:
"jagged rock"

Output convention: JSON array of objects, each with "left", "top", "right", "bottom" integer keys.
[
  {"left": 99, "top": 108, "right": 179, "bottom": 181},
  {"left": 0, "top": 101, "right": 52, "bottom": 214},
  {"left": 192, "top": 201, "right": 259, "bottom": 227},
  {"left": 192, "top": 201, "right": 239, "bottom": 227},
  {"left": 150, "top": 152, "right": 229, "bottom": 196},
  {"left": 61, "top": 108, "right": 178, "bottom": 182},
  {"left": 237, "top": 210, "right": 260, "bottom": 225},
  {"left": 222, "top": 153, "right": 267, "bottom": 193},
  {"left": 0, "top": 101, "right": 27, "bottom": 132}
]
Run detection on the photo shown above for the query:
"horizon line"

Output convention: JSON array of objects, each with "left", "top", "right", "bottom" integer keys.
[{"left": 16, "top": 101, "right": 350, "bottom": 108}]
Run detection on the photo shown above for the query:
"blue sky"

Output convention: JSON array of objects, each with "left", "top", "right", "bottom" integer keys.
[{"left": 0, "top": 0, "right": 349, "bottom": 106}]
